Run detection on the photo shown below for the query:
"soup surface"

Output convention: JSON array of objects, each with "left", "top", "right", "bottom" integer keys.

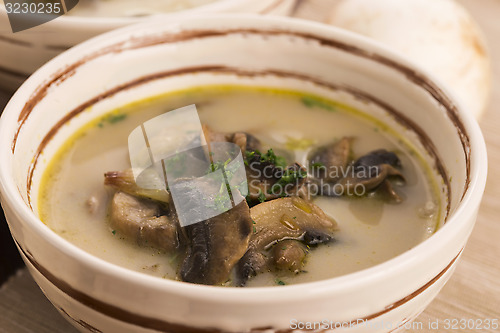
[
  {"left": 69, "top": 0, "right": 219, "bottom": 17},
  {"left": 39, "top": 86, "right": 443, "bottom": 287}
]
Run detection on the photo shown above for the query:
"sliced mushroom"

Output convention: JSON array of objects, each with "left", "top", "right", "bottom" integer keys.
[
  {"left": 230, "top": 131, "right": 262, "bottom": 154},
  {"left": 355, "top": 149, "right": 402, "bottom": 170},
  {"left": 109, "top": 191, "right": 181, "bottom": 252},
  {"left": 376, "top": 179, "right": 404, "bottom": 204},
  {"left": 337, "top": 149, "right": 405, "bottom": 202},
  {"left": 239, "top": 240, "right": 308, "bottom": 280},
  {"left": 236, "top": 197, "right": 337, "bottom": 285},
  {"left": 202, "top": 125, "right": 262, "bottom": 153},
  {"left": 338, "top": 164, "right": 403, "bottom": 192},
  {"left": 272, "top": 240, "right": 308, "bottom": 273},
  {"left": 202, "top": 125, "right": 308, "bottom": 205},
  {"left": 105, "top": 169, "right": 170, "bottom": 203},
  {"left": 309, "top": 137, "right": 352, "bottom": 183},
  {"left": 180, "top": 198, "right": 253, "bottom": 285}
]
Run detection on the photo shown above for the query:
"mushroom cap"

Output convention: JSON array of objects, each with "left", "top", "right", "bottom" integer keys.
[{"left": 328, "top": 0, "right": 491, "bottom": 119}]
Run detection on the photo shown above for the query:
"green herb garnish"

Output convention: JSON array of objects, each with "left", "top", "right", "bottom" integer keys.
[
  {"left": 275, "top": 279, "right": 286, "bottom": 286},
  {"left": 97, "top": 113, "right": 127, "bottom": 128},
  {"left": 301, "top": 96, "right": 335, "bottom": 111},
  {"left": 245, "top": 150, "right": 256, "bottom": 160},
  {"left": 108, "top": 113, "right": 127, "bottom": 124},
  {"left": 207, "top": 158, "right": 231, "bottom": 173},
  {"left": 257, "top": 190, "right": 266, "bottom": 203},
  {"left": 260, "top": 148, "right": 286, "bottom": 168},
  {"left": 311, "top": 162, "right": 325, "bottom": 168},
  {"left": 269, "top": 168, "right": 307, "bottom": 195},
  {"left": 245, "top": 149, "right": 287, "bottom": 169}
]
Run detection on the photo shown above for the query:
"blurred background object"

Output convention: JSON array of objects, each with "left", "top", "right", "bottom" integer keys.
[
  {"left": 0, "top": 92, "right": 23, "bottom": 285},
  {"left": 326, "top": 0, "right": 491, "bottom": 120},
  {"left": 0, "top": 213, "right": 23, "bottom": 285}
]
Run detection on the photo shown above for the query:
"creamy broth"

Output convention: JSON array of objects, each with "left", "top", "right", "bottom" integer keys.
[
  {"left": 68, "top": 0, "right": 219, "bottom": 17},
  {"left": 39, "top": 86, "right": 443, "bottom": 286}
]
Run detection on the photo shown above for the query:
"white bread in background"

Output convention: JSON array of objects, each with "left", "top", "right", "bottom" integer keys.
[{"left": 327, "top": 0, "right": 491, "bottom": 120}]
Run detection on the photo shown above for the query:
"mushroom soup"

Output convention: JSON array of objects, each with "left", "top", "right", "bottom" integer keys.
[{"left": 38, "top": 86, "right": 445, "bottom": 287}]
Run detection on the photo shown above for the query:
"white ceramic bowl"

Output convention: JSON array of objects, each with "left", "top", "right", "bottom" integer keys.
[
  {"left": 0, "top": 15, "right": 487, "bottom": 333},
  {"left": 0, "top": 0, "right": 296, "bottom": 91}
]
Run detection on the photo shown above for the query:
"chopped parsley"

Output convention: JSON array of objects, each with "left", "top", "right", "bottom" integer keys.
[
  {"left": 207, "top": 158, "right": 231, "bottom": 173},
  {"left": 257, "top": 190, "right": 266, "bottom": 203},
  {"left": 259, "top": 148, "right": 287, "bottom": 168},
  {"left": 311, "top": 162, "right": 325, "bottom": 168},
  {"left": 108, "top": 113, "right": 127, "bottom": 124},
  {"left": 98, "top": 113, "right": 127, "bottom": 127},
  {"left": 269, "top": 167, "right": 307, "bottom": 195},
  {"left": 245, "top": 150, "right": 256, "bottom": 160},
  {"left": 275, "top": 279, "right": 286, "bottom": 286},
  {"left": 245, "top": 148, "right": 287, "bottom": 169},
  {"left": 301, "top": 96, "right": 335, "bottom": 111},
  {"left": 245, "top": 148, "right": 307, "bottom": 202}
]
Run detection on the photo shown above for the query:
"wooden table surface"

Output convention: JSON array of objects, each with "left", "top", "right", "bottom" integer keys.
[{"left": 0, "top": 0, "right": 499, "bottom": 332}]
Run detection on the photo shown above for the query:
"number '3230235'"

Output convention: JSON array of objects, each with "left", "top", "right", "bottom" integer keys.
[
  {"left": 443, "top": 318, "right": 498, "bottom": 330},
  {"left": 5, "top": 2, "right": 62, "bottom": 15}
]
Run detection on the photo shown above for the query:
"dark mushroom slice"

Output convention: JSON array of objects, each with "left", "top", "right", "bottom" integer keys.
[
  {"left": 309, "top": 137, "right": 352, "bottom": 183},
  {"left": 105, "top": 169, "right": 170, "bottom": 203},
  {"left": 236, "top": 197, "right": 337, "bottom": 285},
  {"left": 173, "top": 175, "right": 253, "bottom": 286},
  {"left": 109, "top": 191, "right": 181, "bottom": 252},
  {"left": 336, "top": 149, "right": 405, "bottom": 201},
  {"left": 336, "top": 163, "right": 403, "bottom": 193},
  {"left": 180, "top": 198, "right": 253, "bottom": 285},
  {"left": 355, "top": 149, "right": 402, "bottom": 170}
]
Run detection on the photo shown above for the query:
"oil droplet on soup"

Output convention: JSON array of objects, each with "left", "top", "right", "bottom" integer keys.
[{"left": 38, "top": 86, "right": 444, "bottom": 287}]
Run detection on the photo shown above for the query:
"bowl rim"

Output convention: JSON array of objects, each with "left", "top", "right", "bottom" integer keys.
[{"left": 0, "top": 14, "right": 488, "bottom": 303}]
